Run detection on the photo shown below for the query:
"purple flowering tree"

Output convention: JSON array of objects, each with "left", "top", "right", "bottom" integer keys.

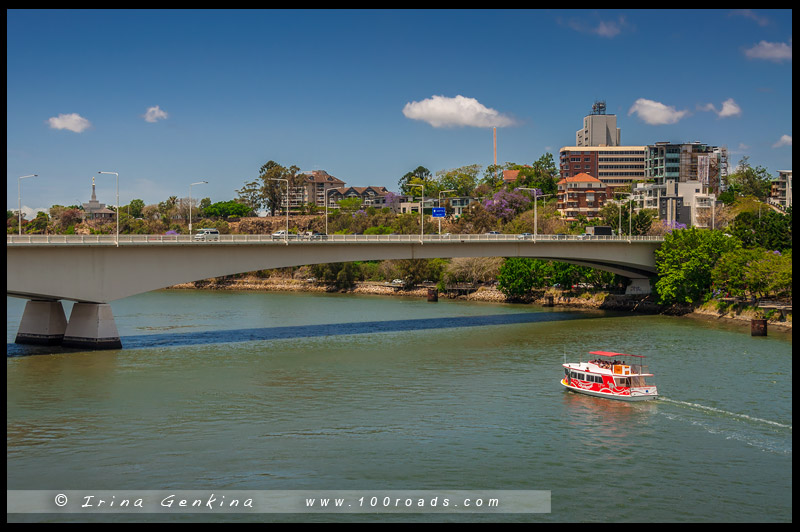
[{"left": 483, "top": 189, "right": 532, "bottom": 222}]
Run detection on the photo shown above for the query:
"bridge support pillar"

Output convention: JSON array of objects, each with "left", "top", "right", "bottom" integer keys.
[
  {"left": 62, "top": 303, "right": 122, "bottom": 350},
  {"left": 15, "top": 300, "right": 68, "bottom": 345},
  {"left": 625, "top": 278, "right": 652, "bottom": 295}
]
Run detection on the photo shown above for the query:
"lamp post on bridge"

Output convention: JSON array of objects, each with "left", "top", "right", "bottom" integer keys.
[
  {"left": 98, "top": 171, "right": 119, "bottom": 246},
  {"left": 188, "top": 180, "right": 208, "bottom": 234},
  {"left": 325, "top": 187, "right": 342, "bottom": 236},
  {"left": 518, "top": 187, "right": 551, "bottom": 242},
  {"left": 18, "top": 174, "right": 37, "bottom": 235}
]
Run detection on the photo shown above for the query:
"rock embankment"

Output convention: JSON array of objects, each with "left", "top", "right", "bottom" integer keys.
[{"left": 167, "top": 274, "right": 791, "bottom": 331}]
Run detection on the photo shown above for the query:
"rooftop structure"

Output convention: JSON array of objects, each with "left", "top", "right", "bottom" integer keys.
[
  {"left": 576, "top": 100, "right": 621, "bottom": 147},
  {"left": 81, "top": 177, "right": 115, "bottom": 221}
]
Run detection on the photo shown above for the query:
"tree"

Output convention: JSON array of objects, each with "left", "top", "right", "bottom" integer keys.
[
  {"left": 712, "top": 248, "right": 793, "bottom": 299},
  {"left": 654, "top": 228, "right": 742, "bottom": 304},
  {"left": 483, "top": 189, "right": 532, "bottom": 222},
  {"left": 398, "top": 166, "right": 432, "bottom": 196},
  {"left": 203, "top": 200, "right": 254, "bottom": 219},
  {"left": 497, "top": 258, "right": 536, "bottom": 300},
  {"left": 49, "top": 205, "right": 82, "bottom": 231},
  {"left": 337, "top": 197, "right": 363, "bottom": 213},
  {"left": 247, "top": 160, "right": 302, "bottom": 215},
  {"left": 729, "top": 208, "right": 792, "bottom": 252},
  {"left": 725, "top": 156, "right": 772, "bottom": 200},
  {"left": 28, "top": 211, "right": 49, "bottom": 234},
  {"left": 480, "top": 164, "right": 504, "bottom": 191},
  {"left": 435, "top": 164, "right": 481, "bottom": 197},
  {"left": 445, "top": 257, "right": 504, "bottom": 285},
  {"left": 128, "top": 199, "right": 145, "bottom": 219},
  {"left": 236, "top": 180, "right": 263, "bottom": 212},
  {"left": 310, "top": 262, "right": 358, "bottom": 289},
  {"left": 511, "top": 153, "right": 559, "bottom": 195}
]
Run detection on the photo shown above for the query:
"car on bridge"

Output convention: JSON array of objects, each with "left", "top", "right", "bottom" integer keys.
[
  {"left": 271, "top": 230, "right": 297, "bottom": 240},
  {"left": 193, "top": 228, "right": 220, "bottom": 241},
  {"left": 301, "top": 231, "right": 328, "bottom": 241}
]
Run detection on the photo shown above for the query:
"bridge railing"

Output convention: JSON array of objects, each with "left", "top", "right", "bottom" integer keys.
[{"left": 7, "top": 233, "right": 664, "bottom": 245}]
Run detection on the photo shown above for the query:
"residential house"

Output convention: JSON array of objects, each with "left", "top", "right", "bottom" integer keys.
[{"left": 556, "top": 173, "right": 615, "bottom": 221}]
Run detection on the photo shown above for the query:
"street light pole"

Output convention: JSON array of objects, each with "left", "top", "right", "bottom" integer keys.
[
  {"left": 269, "top": 178, "right": 289, "bottom": 243},
  {"left": 518, "top": 188, "right": 550, "bottom": 242},
  {"left": 98, "top": 171, "right": 119, "bottom": 246},
  {"left": 18, "top": 174, "right": 37, "bottom": 235},
  {"left": 325, "top": 187, "right": 340, "bottom": 236},
  {"left": 189, "top": 180, "right": 208, "bottom": 234}
]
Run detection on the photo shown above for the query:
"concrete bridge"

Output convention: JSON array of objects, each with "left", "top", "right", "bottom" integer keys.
[{"left": 7, "top": 233, "right": 663, "bottom": 349}]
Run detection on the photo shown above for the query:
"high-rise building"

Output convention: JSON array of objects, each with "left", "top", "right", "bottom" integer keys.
[
  {"left": 559, "top": 146, "right": 647, "bottom": 191},
  {"left": 769, "top": 170, "right": 792, "bottom": 210},
  {"left": 576, "top": 100, "right": 621, "bottom": 147},
  {"left": 562, "top": 101, "right": 643, "bottom": 191},
  {"left": 645, "top": 142, "right": 728, "bottom": 194}
]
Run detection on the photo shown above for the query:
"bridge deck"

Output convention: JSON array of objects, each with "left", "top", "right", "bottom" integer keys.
[{"left": 8, "top": 233, "right": 664, "bottom": 245}]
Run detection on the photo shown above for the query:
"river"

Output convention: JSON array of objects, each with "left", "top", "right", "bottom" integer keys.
[{"left": 6, "top": 291, "right": 792, "bottom": 522}]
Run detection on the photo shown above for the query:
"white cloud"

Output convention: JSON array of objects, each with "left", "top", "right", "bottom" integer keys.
[
  {"left": 699, "top": 98, "right": 742, "bottom": 118},
  {"left": 744, "top": 39, "right": 792, "bottom": 62},
  {"left": 561, "top": 15, "right": 628, "bottom": 38},
  {"left": 730, "top": 9, "right": 770, "bottom": 27},
  {"left": 47, "top": 113, "right": 91, "bottom": 133},
  {"left": 772, "top": 134, "right": 792, "bottom": 148},
  {"left": 593, "top": 17, "right": 626, "bottom": 38},
  {"left": 402, "top": 95, "right": 517, "bottom": 128},
  {"left": 627, "top": 98, "right": 689, "bottom": 125},
  {"left": 143, "top": 105, "right": 169, "bottom": 123}
]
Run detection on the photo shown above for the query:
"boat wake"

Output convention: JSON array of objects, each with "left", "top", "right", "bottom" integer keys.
[
  {"left": 657, "top": 397, "right": 791, "bottom": 430},
  {"left": 656, "top": 397, "right": 792, "bottom": 455}
]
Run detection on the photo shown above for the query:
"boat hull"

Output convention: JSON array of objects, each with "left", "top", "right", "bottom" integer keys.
[{"left": 560, "top": 378, "right": 658, "bottom": 402}]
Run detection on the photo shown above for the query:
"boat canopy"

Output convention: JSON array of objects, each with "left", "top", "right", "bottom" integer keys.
[{"left": 589, "top": 350, "right": 645, "bottom": 358}]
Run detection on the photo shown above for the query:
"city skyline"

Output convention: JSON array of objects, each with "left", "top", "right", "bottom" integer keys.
[{"left": 7, "top": 9, "right": 793, "bottom": 217}]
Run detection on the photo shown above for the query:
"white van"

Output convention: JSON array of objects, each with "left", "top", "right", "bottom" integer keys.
[{"left": 194, "top": 228, "right": 220, "bottom": 241}]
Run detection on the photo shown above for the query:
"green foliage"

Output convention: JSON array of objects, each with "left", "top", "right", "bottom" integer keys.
[
  {"left": 435, "top": 164, "right": 481, "bottom": 197},
  {"left": 654, "top": 228, "right": 742, "bottom": 304},
  {"left": 725, "top": 156, "right": 773, "bottom": 200},
  {"left": 497, "top": 258, "right": 537, "bottom": 300},
  {"left": 128, "top": 199, "right": 145, "bottom": 219},
  {"left": 509, "top": 153, "right": 560, "bottom": 196},
  {"left": 712, "top": 248, "right": 792, "bottom": 299},
  {"left": 337, "top": 197, "right": 363, "bottom": 213},
  {"left": 203, "top": 200, "right": 254, "bottom": 219},
  {"left": 398, "top": 166, "right": 432, "bottom": 196},
  {"left": 310, "top": 262, "right": 358, "bottom": 289},
  {"left": 728, "top": 209, "right": 792, "bottom": 252},
  {"left": 394, "top": 259, "right": 432, "bottom": 286},
  {"left": 363, "top": 225, "right": 393, "bottom": 235},
  {"left": 497, "top": 258, "right": 617, "bottom": 300}
]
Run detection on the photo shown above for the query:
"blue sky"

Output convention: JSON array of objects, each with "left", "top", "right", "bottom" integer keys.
[{"left": 7, "top": 9, "right": 793, "bottom": 215}]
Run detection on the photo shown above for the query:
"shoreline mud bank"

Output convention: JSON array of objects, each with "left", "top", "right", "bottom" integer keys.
[{"left": 167, "top": 276, "right": 790, "bottom": 333}]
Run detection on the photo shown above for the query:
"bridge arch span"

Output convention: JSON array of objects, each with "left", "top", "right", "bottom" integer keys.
[
  {"left": 7, "top": 237, "right": 660, "bottom": 349},
  {"left": 8, "top": 240, "right": 659, "bottom": 304}
]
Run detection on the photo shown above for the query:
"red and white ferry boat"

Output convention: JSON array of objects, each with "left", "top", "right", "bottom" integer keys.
[{"left": 561, "top": 350, "right": 658, "bottom": 401}]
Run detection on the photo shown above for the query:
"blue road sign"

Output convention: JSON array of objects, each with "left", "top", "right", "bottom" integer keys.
[{"left": 431, "top": 207, "right": 446, "bottom": 218}]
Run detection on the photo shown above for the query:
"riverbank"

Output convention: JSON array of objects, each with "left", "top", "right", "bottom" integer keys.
[{"left": 168, "top": 275, "right": 791, "bottom": 333}]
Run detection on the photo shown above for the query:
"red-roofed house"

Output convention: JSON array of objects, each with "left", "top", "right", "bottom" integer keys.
[{"left": 556, "top": 173, "right": 615, "bottom": 220}]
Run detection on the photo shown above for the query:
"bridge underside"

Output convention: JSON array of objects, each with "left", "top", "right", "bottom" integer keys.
[{"left": 8, "top": 240, "right": 658, "bottom": 349}]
